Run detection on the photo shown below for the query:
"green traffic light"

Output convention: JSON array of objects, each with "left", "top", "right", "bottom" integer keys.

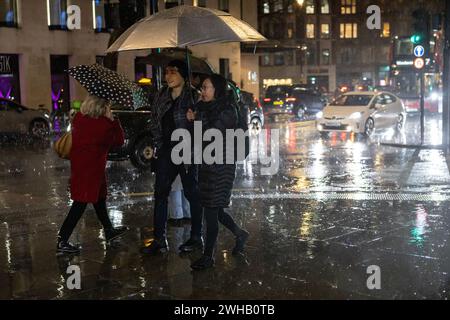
[{"left": 410, "top": 34, "right": 422, "bottom": 44}]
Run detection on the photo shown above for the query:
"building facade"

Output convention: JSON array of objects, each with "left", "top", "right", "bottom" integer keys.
[
  {"left": 257, "top": 0, "right": 443, "bottom": 94},
  {"left": 0, "top": 0, "right": 260, "bottom": 112}
]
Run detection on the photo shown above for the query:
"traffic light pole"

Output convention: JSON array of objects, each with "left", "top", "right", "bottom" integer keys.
[
  {"left": 420, "top": 70, "right": 425, "bottom": 145},
  {"left": 443, "top": 0, "right": 450, "bottom": 153}
]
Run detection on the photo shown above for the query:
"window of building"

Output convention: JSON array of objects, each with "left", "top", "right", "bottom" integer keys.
[
  {"left": 47, "top": 0, "right": 68, "bottom": 30},
  {"left": 0, "top": 0, "right": 18, "bottom": 27},
  {"left": 263, "top": 1, "right": 270, "bottom": 14},
  {"left": 261, "top": 54, "right": 271, "bottom": 66},
  {"left": 218, "top": 0, "right": 229, "bottom": 12},
  {"left": 381, "top": 22, "right": 390, "bottom": 37},
  {"left": 306, "top": 23, "right": 315, "bottom": 39},
  {"left": 306, "top": 49, "right": 316, "bottom": 65},
  {"left": 320, "top": 0, "right": 329, "bottom": 14},
  {"left": 286, "top": 51, "right": 294, "bottom": 66},
  {"left": 93, "top": 0, "right": 108, "bottom": 32},
  {"left": 340, "top": 0, "right": 356, "bottom": 15},
  {"left": 320, "top": 24, "right": 330, "bottom": 38},
  {"left": 273, "top": 0, "right": 283, "bottom": 13},
  {"left": 274, "top": 52, "right": 285, "bottom": 66},
  {"left": 287, "top": 23, "right": 294, "bottom": 39},
  {"left": 306, "top": 0, "right": 315, "bottom": 14},
  {"left": 339, "top": 23, "right": 357, "bottom": 38},
  {"left": 50, "top": 55, "right": 71, "bottom": 113},
  {"left": 322, "top": 49, "right": 330, "bottom": 65}
]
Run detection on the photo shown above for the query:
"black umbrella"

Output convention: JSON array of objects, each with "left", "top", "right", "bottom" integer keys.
[
  {"left": 68, "top": 64, "right": 150, "bottom": 110},
  {"left": 140, "top": 50, "right": 214, "bottom": 75}
]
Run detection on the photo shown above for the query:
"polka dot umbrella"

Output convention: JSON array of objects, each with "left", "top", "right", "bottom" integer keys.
[{"left": 68, "top": 64, "right": 150, "bottom": 110}]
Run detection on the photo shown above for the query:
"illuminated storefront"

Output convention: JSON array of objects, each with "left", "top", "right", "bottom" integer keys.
[{"left": 0, "top": 54, "right": 20, "bottom": 102}]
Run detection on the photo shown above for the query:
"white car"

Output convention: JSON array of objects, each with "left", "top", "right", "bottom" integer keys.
[{"left": 316, "top": 91, "right": 406, "bottom": 136}]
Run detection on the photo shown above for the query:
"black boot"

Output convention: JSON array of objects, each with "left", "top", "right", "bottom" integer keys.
[
  {"left": 56, "top": 237, "right": 80, "bottom": 255},
  {"left": 232, "top": 229, "right": 249, "bottom": 255},
  {"left": 105, "top": 226, "right": 129, "bottom": 242},
  {"left": 179, "top": 236, "right": 204, "bottom": 252},
  {"left": 140, "top": 238, "right": 169, "bottom": 255},
  {"left": 191, "top": 255, "right": 215, "bottom": 270}
]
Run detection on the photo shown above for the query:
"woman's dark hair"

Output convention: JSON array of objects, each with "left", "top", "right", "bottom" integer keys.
[{"left": 204, "top": 74, "right": 228, "bottom": 100}]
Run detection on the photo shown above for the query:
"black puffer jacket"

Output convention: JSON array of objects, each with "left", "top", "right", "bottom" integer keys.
[{"left": 196, "top": 96, "right": 238, "bottom": 208}]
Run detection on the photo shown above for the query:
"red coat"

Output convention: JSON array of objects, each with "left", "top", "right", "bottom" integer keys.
[{"left": 69, "top": 112, "right": 124, "bottom": 203}]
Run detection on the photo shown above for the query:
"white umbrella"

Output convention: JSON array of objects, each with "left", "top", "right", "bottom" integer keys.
[{"left": 106, "top": 5, "right": 266, "bottom": 52}]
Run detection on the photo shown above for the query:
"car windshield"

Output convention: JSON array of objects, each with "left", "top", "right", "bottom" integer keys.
[
  {"left": 266, "top": 86, "right": 290, "bottom": 97},
  {"left": 333, "top": 95, "right": 373, "bottom": 106}
]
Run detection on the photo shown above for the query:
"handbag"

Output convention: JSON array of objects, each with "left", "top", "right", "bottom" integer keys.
[{"left": 54, "top": 132, "right": 72, "bottom": 160}]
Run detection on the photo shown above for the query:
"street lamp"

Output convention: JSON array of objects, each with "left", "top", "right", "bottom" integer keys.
[{"left": 296, "top": 0, "right": 305, "bottom": 7}]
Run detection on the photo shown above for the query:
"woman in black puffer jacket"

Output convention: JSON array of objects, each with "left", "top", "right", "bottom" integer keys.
[{"left": 187, "top": 74, "right": 249, "bottom": 270}]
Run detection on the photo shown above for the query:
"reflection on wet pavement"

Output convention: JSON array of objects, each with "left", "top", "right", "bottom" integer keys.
[{"left": 1, "top": 115, "right": 450, "bottom": 299}]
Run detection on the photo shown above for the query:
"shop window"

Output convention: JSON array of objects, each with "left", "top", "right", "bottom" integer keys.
[{"left": 0, "top": 54, "right": 21, "bottom": 103}]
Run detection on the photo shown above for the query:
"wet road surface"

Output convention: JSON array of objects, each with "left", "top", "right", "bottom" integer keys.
[{"left": 1, "top": 114, "right": 450, "bottom": 299}]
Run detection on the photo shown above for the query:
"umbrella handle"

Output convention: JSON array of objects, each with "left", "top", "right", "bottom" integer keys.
[{"left": 185, "top": 47, "right": 195, "bottom": 105}]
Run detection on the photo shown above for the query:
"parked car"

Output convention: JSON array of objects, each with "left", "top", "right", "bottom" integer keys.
[
  {"left": 316, "top": 91, "right": 406, "bottom": 137},
  {"left": 262, "top": 84, "right": 326, "bottom": 119},
  {"left": 288, "top": 85, "right": 327, "bottom": 118},
  {"left": 108, "top": 103, "right": 155, "bottom": 170},
  {"left": 0, "top": 98, "right": 51, "bottom": 138}
]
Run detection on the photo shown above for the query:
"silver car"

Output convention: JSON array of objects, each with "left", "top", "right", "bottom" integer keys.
[{"left": 0, "top": 98, "right": 51, "bottom": 138}]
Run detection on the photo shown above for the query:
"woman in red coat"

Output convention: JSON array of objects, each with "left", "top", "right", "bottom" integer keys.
[{"left": 57, "top": 94, "right": 128, "bottom": 254}]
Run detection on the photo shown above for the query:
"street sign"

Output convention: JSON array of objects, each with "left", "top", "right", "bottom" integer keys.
[
  {"left": 414, "top": 45, "right": 425, "bottom": 57},
  {"left": 414, "top": 57, "right": 425, "bottom": 69}
]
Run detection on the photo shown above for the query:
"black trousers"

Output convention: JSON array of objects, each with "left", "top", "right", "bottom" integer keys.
[
  {"left": 58, "top": 200, "right": 113, "bottom": 242},
  {"left": 203, "top": 207, "right": 241, "bottom": 257},
  {"left": 153, "top": 148, "right": 203, "bottom": 240}
]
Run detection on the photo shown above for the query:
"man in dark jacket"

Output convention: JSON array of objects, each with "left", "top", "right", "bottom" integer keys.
[{"left": 142, "top": 60, "right": 204, "bottom": 255}]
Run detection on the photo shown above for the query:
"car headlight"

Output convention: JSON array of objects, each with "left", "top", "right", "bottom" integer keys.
[
  {"left": 316, "top": 111, "right": 323, "bottom": 119},
  {"left": 431, "top": 92, "right": 441, "bottom": 101},
  {"left": 349, "top": 112, "right": 362, "bottom": 120}
]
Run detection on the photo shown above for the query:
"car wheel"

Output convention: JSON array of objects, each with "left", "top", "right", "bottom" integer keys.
[
  {"left": 29, "top": 119, "right": 49, "bottom": 138},
  {"left": 130, "top": 137, "right": 154, "bottom": 170},
  {"left": 250, "top": 117, "right": 262, "bottom": 134},
  {"left": 396, "top": 114, "right": 404, "bottom": 131},
  {"left": 364, "top": 118, "right": 375, "bottom": 137}
]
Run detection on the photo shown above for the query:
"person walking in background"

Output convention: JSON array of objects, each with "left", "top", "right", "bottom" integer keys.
[
  {"left": 57, "top": 94, "right": 128, "bottom": 254},
  {"left": 187, "top": 74, "right": 249, "bottom": 270}
]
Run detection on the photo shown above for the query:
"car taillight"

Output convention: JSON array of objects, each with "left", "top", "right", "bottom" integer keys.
[
  {"left": 263, "top": 98, "right": 271, "bottom": 102},
  {"left": 286, "top": 97, "right": 296, "bottom": 102},
  {"left": 255, "top": 98, "right": 262, "bottom": 109}
]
